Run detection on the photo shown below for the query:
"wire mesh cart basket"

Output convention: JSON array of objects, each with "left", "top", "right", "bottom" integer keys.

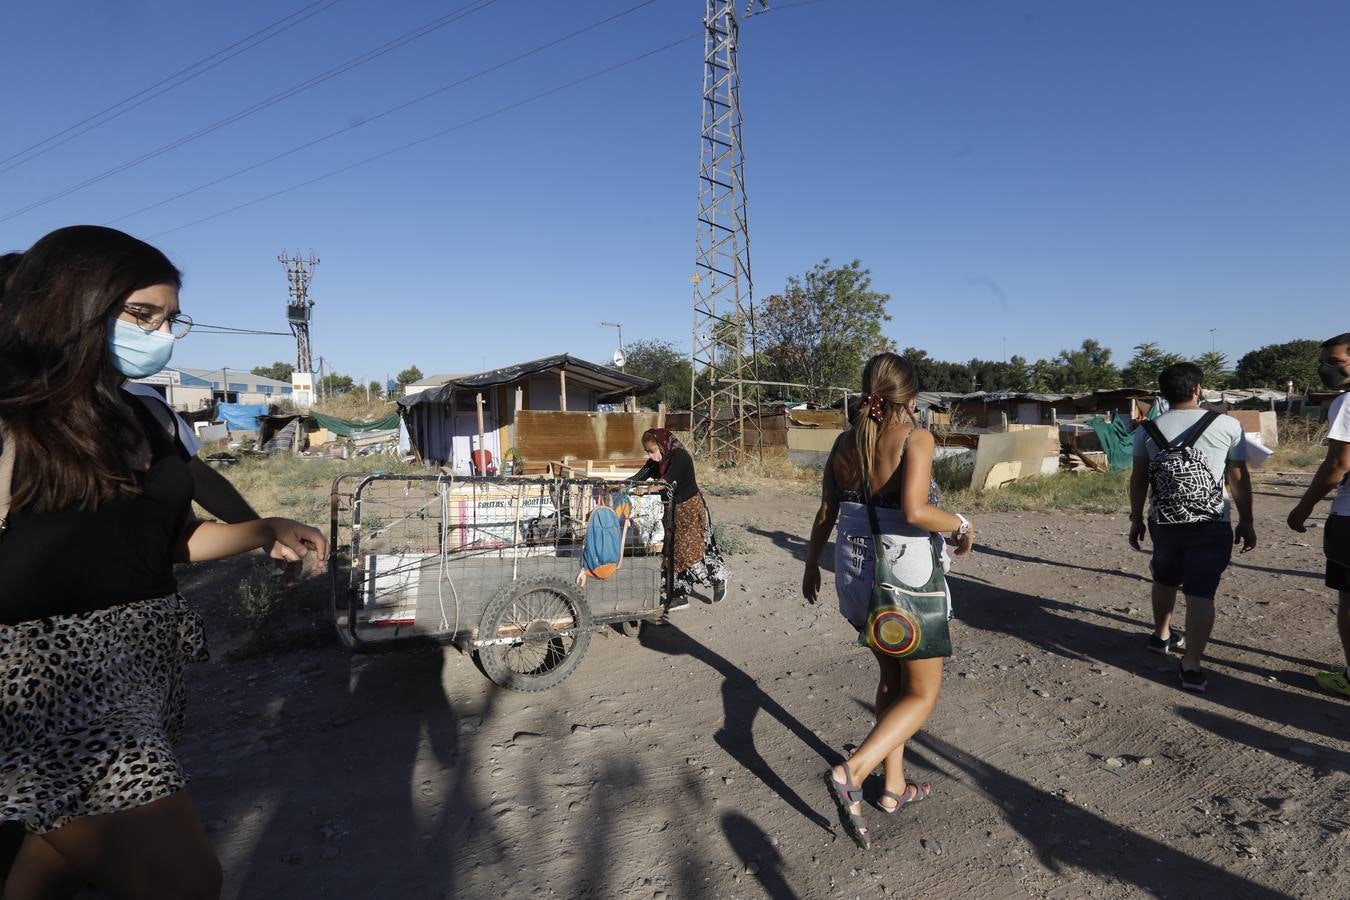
[{"left": 329, "top": 473, "right": 675, "bottom": 691}]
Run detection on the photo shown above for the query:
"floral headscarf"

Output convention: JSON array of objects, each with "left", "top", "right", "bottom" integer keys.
[{"left": 641, "top": 428, "right": 684, "bottom": 478}]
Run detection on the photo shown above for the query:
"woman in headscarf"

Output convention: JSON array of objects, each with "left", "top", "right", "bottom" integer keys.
[{"left": 633, "top": 428, "right": 727, "bottom": 607}]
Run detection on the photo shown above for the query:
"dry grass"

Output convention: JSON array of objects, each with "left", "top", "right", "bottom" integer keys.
[
  {"left": 1267, "top": 418, "right": 1329, "bottom": 472},
  {"left": 311, "top": 393, "right": 399, "bottom": 422},
  {"left": 211, "top": 455, "right": 420, "bottom": 524},
  {"left": 696, "top": 447, "right": 821, "bottom": 497},
  {"left": 943, "top": 470, "right": 1131, "bottom": 515}
]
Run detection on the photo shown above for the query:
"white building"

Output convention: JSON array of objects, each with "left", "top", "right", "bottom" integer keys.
[{"left": 132, "top": 366, "right": 294, "bottom": 412}]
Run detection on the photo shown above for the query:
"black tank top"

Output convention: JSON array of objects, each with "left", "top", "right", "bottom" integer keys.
[{"left": 0, "top": 393, "right": 193, "bottom": 624}]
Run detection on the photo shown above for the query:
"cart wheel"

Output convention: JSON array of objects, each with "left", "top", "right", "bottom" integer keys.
[
  {"left": 476, "top": 577, "right": 593, "bottom": 692},
  {"left": 620, "top": 620, "right": 642, "bottom": 638}
]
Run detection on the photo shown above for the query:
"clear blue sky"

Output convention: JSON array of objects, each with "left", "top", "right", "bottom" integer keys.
[{"left": 2, "top": 0, "right": 1346, "bottom": 386}]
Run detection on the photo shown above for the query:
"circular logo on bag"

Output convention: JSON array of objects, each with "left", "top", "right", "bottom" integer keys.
[{"left": 868, "top": 608, "right": 921, "bottom": 657}]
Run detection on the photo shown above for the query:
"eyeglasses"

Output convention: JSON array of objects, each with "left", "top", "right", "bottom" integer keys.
[{"left": 122, "top": 303, "right": 194, "bottom": 339}]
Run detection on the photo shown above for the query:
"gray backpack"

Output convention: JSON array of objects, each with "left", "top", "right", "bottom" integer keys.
[{"left": 1140, "top": 411, "right": 1224, "bottom": 525}]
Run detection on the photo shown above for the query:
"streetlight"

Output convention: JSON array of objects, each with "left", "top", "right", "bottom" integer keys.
[
  {"left": 601, "top": 321, "right": 624, "bottom": 369},
  {"left": 1209, "top": 328, "right": 1217, "bottom": 353}
]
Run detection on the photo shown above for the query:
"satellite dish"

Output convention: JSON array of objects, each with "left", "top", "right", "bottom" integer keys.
[{"left": 612, "top": 348, "right": 626, "bottom": 368}]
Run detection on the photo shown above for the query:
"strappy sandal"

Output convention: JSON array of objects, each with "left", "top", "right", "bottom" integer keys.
[
  {"left": 878, "top": 780, "right": 931, "bottom": 814},
  {"left": 823, "top": 768, "right": 870, "bottom": 850}
]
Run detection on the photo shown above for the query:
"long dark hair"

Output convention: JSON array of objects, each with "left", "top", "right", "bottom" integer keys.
[{"left": 0, "top": 225, "right": 182, "bottom": 512}]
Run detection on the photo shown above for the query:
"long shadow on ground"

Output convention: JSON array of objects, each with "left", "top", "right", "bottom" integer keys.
[
  {"left": 951, "top": 576, "right": 1350, "bottom": 746},
  {"left": 638, "top": 622, "right": 837, "bottom": 832},
  {"left": 745, "top": 526, "right": 834, "bottom": 574},
  {"left": 916, "top": 732, "right": 1292, "bottom": 900}
]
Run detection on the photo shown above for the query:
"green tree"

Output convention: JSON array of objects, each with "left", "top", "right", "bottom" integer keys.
[
  {"left": 1049, "top": 339, "right": 1121, "bottom": 391},
  {"left": 251, "top": 361, "right": 294, "bottom": 383},
  {"left": 623, "top": 339, "right": 693, "bottom": 410},
  {"left": 319, "top": 372, "right": 355, "bottom": 395},
  {"left": 1192, "top": 351, "right": 1230, "bottom": 390},
  {"left": 1005, "top": 355, "right": 1032, "bottom": 392},
  {"left": 396, "top": 365, "right": 424, "bottom": 386},
  {"left": 965, "top": 357, "right": 1033, "bottom": 393},
  {"left": 758, "top": 259, "right": 893, "bottom": 402},
  {"left": 1029, "top": 358, "right": 1059, "bottom": 392},
  {"left": 1120, "top": 342, "right": 1185, "bottom": 389},
  {"left": 367, "top": 379, "right": 383, "bottom": 396},
  {"left": 1233, "top": 339, "right": 1321, "bottom": 390}
]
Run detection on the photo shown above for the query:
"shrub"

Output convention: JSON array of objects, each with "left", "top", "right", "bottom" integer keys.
[{"left": 712, "top": 521, "right": 750, "bottom": 555}]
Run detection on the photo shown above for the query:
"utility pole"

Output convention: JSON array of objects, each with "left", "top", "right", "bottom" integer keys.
[
  {"left": 690, "top": 0, "right": 767, "bottom": 465},
  {"left": 280, "top": 251, "right": 319, "bottom": 406}
]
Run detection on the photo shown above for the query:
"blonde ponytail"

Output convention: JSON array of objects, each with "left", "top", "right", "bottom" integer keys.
[{"left": 854, "top": 352, "right": 920, "bottom": 492}]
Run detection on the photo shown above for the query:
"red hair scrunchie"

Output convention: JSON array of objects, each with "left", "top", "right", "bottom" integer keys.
[{"left": 864, "top": 392, "right": 886, "bottom": 423}]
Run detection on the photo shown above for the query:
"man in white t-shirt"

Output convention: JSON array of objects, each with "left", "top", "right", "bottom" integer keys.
[
  {"left": 1129, "top": 362, "right": 1255, "bottom": 693},
  {"left": 1288, "top": 332, "right": 1350, "bottom": 699}
]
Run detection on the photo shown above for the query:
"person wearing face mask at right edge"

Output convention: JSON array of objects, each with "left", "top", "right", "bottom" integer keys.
[{"left": 1288, "top": 332, "right": 1350, "bottom": 699}]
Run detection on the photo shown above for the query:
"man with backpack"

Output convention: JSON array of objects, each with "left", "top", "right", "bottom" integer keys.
[
  {"left": 1286, "top": 332, "right": 1350, "bottom": 699},
  {"left": 1129, "top": 362, "right": 1257, "bottom": 693}
]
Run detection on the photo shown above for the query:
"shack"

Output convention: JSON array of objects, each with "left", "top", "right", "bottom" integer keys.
[{"left": 398, "top": 354, "right": 659, "bottom": 473}]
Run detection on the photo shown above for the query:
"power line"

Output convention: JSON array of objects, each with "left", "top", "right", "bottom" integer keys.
[
  {"left": 149, "top": 32, "right": 700, "bottom": 238},
  {"left": 107, "top": 0, "right": 660, "bottom": 226},
  {"left": 191, "top": 323, "right": 293, "bottom": 336},
  {"left": 0, "top": 0, "right": 344, "bottom": 176},
  {"left": 0, "top": 0, "right": 501, "bottom": 225}
]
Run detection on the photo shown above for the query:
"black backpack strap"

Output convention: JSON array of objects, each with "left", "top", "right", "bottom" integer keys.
[
  {"left": 1140, "top": 419, "right": 1168, "bottom": 452},
  {"left": 128, "top": 390, "right": 180, "bottom": 444},
  {"left": 1178, "top": 410, "right": 1222, "bottom": 449}
]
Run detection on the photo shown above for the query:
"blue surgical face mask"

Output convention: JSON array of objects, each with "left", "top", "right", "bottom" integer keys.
[{"left": 109, "top": 317, "right": 175, "bottom": 378}]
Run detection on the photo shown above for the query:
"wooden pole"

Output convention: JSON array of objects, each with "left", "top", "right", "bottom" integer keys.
[
  {"left": 657, "top": 402, "right": 667, "bottom": 429},
  {"left": 560, "top": 370, "right": 568, "bottom": 412},
  {"left": 475, "top": 392, "right": 486, "bottom": 474},
  {"left": 511, "top": 491, "right": 522, "bottom": 580}
]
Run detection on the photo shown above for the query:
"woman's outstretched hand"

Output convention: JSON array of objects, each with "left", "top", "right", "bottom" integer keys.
[
  {"left": 802, "top": 562, "right": 821, "bottom": 603},
  {"left": 265, "top": 518, "right": 328, "bottom": 572}
]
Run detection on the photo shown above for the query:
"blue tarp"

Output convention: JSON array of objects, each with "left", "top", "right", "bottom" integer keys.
[{"left": 218, "top": 402, "right": 268, "bottom": 432}]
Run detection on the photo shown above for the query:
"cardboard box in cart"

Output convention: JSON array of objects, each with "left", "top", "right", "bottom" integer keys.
[{"left": 445, "top": 482, "right": 559, "bottom": 554}]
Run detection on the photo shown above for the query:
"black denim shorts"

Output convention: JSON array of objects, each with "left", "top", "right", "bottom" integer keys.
[
  {"left": 1327, "top": 514, "right": 1349, "bottom": 592},
  {"left": 1149, "top": 521, "right": 1233, "bottom": 600}
]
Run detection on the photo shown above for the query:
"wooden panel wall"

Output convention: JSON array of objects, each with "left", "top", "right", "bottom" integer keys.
[{"left": 515, "top": 410, "right": 661, "bottom": 469}]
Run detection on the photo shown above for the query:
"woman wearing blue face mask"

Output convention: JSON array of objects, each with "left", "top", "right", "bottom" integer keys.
[{"left": 0, "top": 226, "right": 327, "bottom": 899}]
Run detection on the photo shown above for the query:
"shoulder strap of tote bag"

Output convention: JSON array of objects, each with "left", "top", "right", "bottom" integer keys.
[{"left": 861, "top": 426, "right": 915, "bottom": 586}]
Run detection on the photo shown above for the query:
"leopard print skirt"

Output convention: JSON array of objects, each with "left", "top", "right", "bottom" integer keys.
[{"left": 0, "top": 594, "right": 207, "bottom": 835}]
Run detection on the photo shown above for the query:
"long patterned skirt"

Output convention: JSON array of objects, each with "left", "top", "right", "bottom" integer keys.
[{"left": 672, "top": 493, "right": 728, "bottom": 589}]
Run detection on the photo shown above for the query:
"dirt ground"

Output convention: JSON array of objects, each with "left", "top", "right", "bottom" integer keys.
[{"left": 172, "top": 475, "right": 1348, "bottom": 899}]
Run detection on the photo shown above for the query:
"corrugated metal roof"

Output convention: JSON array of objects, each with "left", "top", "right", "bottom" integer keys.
[
  {"left": 399, "top": 354, "right": 657, "bottom": 408},
  {"left": 170, "top": 367, "right": 293, "bottom": 390}
]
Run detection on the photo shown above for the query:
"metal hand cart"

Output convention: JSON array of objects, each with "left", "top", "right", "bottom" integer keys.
[{"left": 328, "top": 473, "right": 675, "bottom": 692}]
